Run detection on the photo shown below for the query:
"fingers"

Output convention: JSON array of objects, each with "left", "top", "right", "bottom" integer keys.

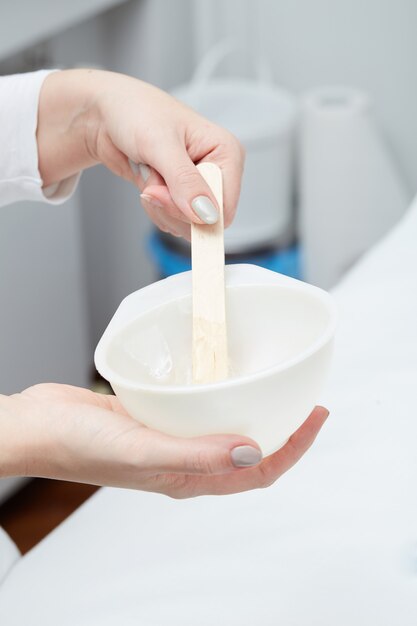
[
  {"left": 199, "top": 139, "right": 245, "bottom": 229},
  {"left": 138, "top": 430, "right": 263, "bottom": 476},
  {"left": 136, "top": 406, "right": 328, "bottom": 486},
  {"left": 140, "top": 184, "right": 191, "bottom": 224},
  {"left": 252, "top": 406, "right": 330, "bottom": 483},
  {"left": 140, "top": 194, "right": 191, "bottom": 240},
  {"left": 129, "top": 129, "right": 244, "bottom": 232},
  {"left": 129, "top": 160, "right": 165, "bottom": 189},
  {"left": 144, "top": 141, "right": 220, "bottom": 225},
  {"left": 130, "top": 160, "right": 193, "bottom": 238},
  {"left": 165, "top": 406, "right": 330, "bottom": 498}
]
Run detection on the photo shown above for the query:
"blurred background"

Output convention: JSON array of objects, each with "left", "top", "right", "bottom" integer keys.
[{"left": 1, "top": 0, "right": 416, "bottom": 540}]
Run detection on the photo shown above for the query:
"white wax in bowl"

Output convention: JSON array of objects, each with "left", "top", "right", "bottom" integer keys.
[{"left": 106, "top": 285, "right": 330, "bottom": 388}]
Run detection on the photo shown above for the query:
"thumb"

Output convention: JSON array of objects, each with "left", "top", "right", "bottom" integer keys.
[
  {"left": 141, "top": 431, "right": 263, "bottom": 475},
  {"left": 147, "top": 144, "right": 220, "bottom": 225}
]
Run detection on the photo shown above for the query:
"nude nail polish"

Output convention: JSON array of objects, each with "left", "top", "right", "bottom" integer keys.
[
  {"left": 139, "top": 163, "right": 151, "bottom": 182},
  {"left": 140, "top": 193, "right": 163, "bottom": 209},
  {"left": 191, "top": 196, "right": 218, "bottom": 224},
  {"left": 231, "top": 446, "right": 262, "bottom": 468},
  {"left": 128, "top": 159, "right": 140, "bottom": 176}
]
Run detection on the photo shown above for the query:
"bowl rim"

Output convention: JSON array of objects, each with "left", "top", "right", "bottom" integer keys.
[{"left": 95, "top": 266, "right": 337, "bottom": 395}]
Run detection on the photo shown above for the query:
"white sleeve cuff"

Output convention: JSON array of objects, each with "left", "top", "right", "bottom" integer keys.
[{"left": 0, "top": 69, "right": 81, "bottom": 208}]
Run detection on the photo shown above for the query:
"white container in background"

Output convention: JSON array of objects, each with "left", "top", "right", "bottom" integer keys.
[
  {"left": 172, "top": 42, "right": 297, "bottom": 253},
  {"left": 299, "top": 86, "right": 410, "bottom": 289}
]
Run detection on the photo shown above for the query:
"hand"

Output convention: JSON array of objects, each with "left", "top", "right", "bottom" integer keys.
[
  {"left": 1, "top": 384, "right": 329, "bottom": 498},
  {"left": 37, "top": 69, "right": 245, "bottom": 240}
]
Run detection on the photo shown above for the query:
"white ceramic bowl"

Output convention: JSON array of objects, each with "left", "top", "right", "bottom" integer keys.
[{"left": 95, "top": 265, "right": 336, "bottom": 456}]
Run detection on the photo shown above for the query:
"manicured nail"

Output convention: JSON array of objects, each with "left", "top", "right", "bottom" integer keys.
[
  {"left": 317, "top": 407, "right": 330, "bottom": 420},
  {"left": 191, "top": 196, "right": 218, "bottom": 224},
  {"left": 231, "top": 445, "right": 262, "bottom": 468},
  {"left": 140, "top": 193, "right": 163, "bottom": 209},
  {"left": 128, "top": 158, "right": 140, "bottom": 176},
  {"left": 129, "top": 161, "right": 151, "bottom": 183},
  {"left": 139, "top": 163, "right": 151, "bottom": 182}
]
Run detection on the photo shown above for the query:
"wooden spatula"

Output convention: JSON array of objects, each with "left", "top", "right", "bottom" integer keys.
[{"left": 191, "top": 162, "right": 228, "bottom": 384}]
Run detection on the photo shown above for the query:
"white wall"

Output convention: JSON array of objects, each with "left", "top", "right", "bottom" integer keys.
[
  {"left": 2, "top": 0, "right": 416, "bottom": 393},
  {"left": 0, "top": 9, "right": 114, "bottom": 395},
  {"left": 194, "top": 0, "right": 417, "bottom": 193},
  {"left": 0, "top": 194, "right": 90, "bottom": 394},
  {"left": 88, "top": 0, "right": 195, "bottom": 349},
  {"left": 0, "top": 1, "right": 197, "bottom": 397},
  {"left": 50, "top": 0, "right": 196, "bottom": 353}
]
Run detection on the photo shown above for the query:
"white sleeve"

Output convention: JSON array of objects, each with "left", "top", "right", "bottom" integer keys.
[{"left": 0, "top": 69, "right": 80, "bottom": 208}]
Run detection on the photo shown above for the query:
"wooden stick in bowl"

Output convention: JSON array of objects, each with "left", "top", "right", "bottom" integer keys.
[{"left": 191, "top": 162, "right": 228, "bottom": 384}]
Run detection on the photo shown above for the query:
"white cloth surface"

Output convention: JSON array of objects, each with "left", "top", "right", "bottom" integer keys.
[
  {"left": 0, "top": 70, "right": 79, "bottom": 208},
  {"left": 0, "top": 199, "right": 417, "bottom": 624}
]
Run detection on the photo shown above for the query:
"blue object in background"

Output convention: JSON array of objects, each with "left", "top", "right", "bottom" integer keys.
[{"left": 148, "top": 232, "right": 301, "bottom": 280}]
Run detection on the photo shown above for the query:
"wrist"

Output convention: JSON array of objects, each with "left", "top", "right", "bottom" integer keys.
[
  {"left": 0, "top": 391, "right": 62, "bottom": 480},
  {"left": 0, "top": 394, "right": 31, "bottom": 478},
  {"left": 37, "top": 69, "right": 101, "bottom": 187}
]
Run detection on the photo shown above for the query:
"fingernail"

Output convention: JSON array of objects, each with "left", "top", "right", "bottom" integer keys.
[
  {"left": 191, "top": 196, "right": 218, "bottom": 224},
  {"left": 318, "top": 407, "right": 330, "bottom": 420},
  {"left": 231, "top": 445, "right": 262, "bottom": 468},
  {"left": 129, "top": 160, "right": 151, "bottom": 183},
  {"left": 140, "top": 193, "right": 163, "bottom": 209},
  {"left": 129, "top": 158, "right": 140, "bottom": 176},
  {"left": 139, "top": 163, "right": 151, "bottom": 182}
]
